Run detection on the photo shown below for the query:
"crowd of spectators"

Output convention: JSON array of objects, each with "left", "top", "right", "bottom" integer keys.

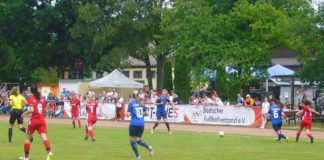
[
  {"left": 0, "top": 89, "right": 10, "bottom": 114},
  {"left": 190, "top": 90, "right": 224, "bottom": 106},
  {"left": 3, "top": 84, "right": 321, "bottom": 118}
]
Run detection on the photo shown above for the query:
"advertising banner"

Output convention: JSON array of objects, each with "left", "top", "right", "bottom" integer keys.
[{"left": 63, "top": 102, "right": 262, "bottom": 126}]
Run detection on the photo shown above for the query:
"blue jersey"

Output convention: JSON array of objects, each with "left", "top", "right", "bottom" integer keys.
[
  {"left": 268, "top": 105, "right": 283, "bottom": 125},
  {"left": 156, "top": 97, "right": 170, "bottom": 113},
  {"left": 128, "top": 100, "right": 147, "bottom": 127}
]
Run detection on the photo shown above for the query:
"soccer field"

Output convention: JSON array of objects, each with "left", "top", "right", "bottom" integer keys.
[{"left": 0, "top": 122, "right": 323, "bottom": 160}]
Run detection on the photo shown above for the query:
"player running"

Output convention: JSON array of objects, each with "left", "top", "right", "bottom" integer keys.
[
  {"left": 268, "top": 100, "right": 289, "bottom": 142},
  {"left": 295, "top": 100, "right": 319, "bottom": 143},
  {"left": 127, "top": 90, "right": 154, "bottom": 159},
  {"left": 84, "top": 95, "right": 99, "bottom": 142},
  {"left": 20, "top": 84, "right": 53, "bottom": 160},
  {"left": 7, "top": 87, "right": 28, "bottom": 143},
  {"left": 70, "top": 93, "right": 81, "bottom": 128},
  {"left": 151, "top": 89, "right": 174, "bottom": 134}
]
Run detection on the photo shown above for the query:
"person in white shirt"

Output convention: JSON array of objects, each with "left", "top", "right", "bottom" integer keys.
[
  {"left": 115, "top": 98, "right": 123, "bottom": 121},
  {"left": 214, "top": 97, "right": 224, "bottom": 106},
  {"left": 260, "top": 97, "right": 270, "bottom": 129},
  {"left": 89, "top": 89, "right": 96, "bottom": 97},
  {"left": 204, "top": 96, "right": 214, "bottom": 105},
  {"left": 150, "top": 91, "right": 158, "bottom": 104}
]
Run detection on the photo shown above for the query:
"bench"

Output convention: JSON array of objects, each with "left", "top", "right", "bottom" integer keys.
[{"left": 284, "top": 110, "right": 297, "bottom": 126}]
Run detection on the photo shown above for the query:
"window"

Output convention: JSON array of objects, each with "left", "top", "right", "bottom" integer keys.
[
  {"left": 151, "top": 71, "right": 156, "bottom": 78},
  {"left": 123, "top": 71, "right": 130, "bottom": 78},
  {"left": 96, "top": 72, "right": 104, "bottom": 79},
  {"left": 133, "top": 71, "right": 143, "bottom": 78}
]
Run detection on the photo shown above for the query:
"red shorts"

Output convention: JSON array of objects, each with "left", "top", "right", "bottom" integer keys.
[
  {"left": 300, "top": 121, "right": 312, "bottom": 130},
  {"left": 87, "top": 115, "right": 97, "bottom": 126},
  {"left": 72, "top": 109, "right": 80, "bottom": 118},
  {"left": 27, "top": 119, "right": 47, "bottom": 134}
]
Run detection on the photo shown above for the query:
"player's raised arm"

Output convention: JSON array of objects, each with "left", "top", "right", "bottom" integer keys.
[
  {"left": 295, "top": 110, "right": 303, "bottom": 117},
  {"left": 309, "top": 108, "right": 320, "bottom": 115}
]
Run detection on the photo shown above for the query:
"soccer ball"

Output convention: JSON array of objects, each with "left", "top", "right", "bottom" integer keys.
[{"left": 219, "top": 131, "right": 225, "bottom": 137}]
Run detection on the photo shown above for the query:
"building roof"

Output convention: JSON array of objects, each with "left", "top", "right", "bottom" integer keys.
[
  {"left": 271, "top": 58, "right": 299, "bottom": 66},
  {"left": 272, "top": 48, "right": 298, "bottom": 58},
  {"left": 127, "top": 56, "right": 157, "bottom": 67}
]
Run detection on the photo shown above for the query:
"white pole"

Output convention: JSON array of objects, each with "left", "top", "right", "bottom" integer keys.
[{"left": 266, "top": 78, "right": 269, "bottom": 92}]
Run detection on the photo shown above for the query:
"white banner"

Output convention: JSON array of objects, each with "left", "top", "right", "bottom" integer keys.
[{"left": 63, "top": 102, "right": 262, "bottom": 126}]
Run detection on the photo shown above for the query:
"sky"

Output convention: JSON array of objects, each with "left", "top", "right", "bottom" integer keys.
[{"left": 313, "top": 0, "right": 324, "bottom": 9}]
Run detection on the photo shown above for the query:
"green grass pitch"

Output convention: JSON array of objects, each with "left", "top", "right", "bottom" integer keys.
[{"left": 0, "top": 122, "right": 323, "bottom": 160}]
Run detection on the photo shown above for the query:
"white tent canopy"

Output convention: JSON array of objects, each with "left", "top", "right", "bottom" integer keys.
[
  {"left": 268, "top": 64, "right": 295, "bottom": 77},
  {"left": 89, "top": 69, "right": 143, "bottom": 88}
]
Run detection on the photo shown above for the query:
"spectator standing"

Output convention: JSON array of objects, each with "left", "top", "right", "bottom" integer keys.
[
  {"left": 89, "top": 89, "right": 96, "bottom": 97},
  {"left": 204, "top": 96, "right": 214, "bottom": 105},
  {"left": 148, "top": 91, "right": 155, "bottom": 103},
  {"left": 23, "top": 86, "right": 33, "bottom": 99},
  {"left": 236, "top": 94, "right": 244, "bottom": 106},
  {"left": 0, "top": 94, "right": 10, "bottom": 114},
  {"left": 319, "top": 93, "right": 324, "bottom": 112},
  {"left": 61, "top": 88, "right": 68, "bottom": 98},
  {"left": 115, "top": 98, "right": 123, "bottom": 121},
  {"left": 254, "top": 97, "right": 261, "bottom": 106},
  {"left": 260, "top": 97, "right": 270, "bottom": 129},
  {"left": 244, "top": 94, "right": 255, "bottom": 107},
  {"left": 139, "top": 90, "right": 145, "bottom": 101},
  {"left": 214, "top": 96, "right": 224, "bottom": 106},
  {"left": 169, "top": 90, "right": 179, "bottom": 104},
  {"left": 112, "top": 89, "right": 119, "bottom": 101}
]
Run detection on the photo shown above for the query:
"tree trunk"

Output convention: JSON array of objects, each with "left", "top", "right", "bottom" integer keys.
[
  {"left": 156, "top": 54, "right": 166, "bottom": 92},
  {"left": 144, "top": 55, "right": 153, "bottom": 90},
  {"left": 238, "top": 68, "right": 243, "bottom": 94}
]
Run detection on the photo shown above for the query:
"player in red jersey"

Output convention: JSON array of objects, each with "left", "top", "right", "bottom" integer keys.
[
  {"left": 20, "top": 84, "right": 53, "bottom": 160},
  {"left": 84, "top": 95, "right": 99, "bottom": 142},
  {"left": 70, "top": 93, "right": 81, "bottom": 128},
  {"left": 296, "top": 100, "right": 320, "bottom": 143}
]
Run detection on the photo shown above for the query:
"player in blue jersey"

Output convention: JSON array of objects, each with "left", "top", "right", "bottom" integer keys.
[
  {"left": 151, "top": 89, "right": 174, "bottom": 135},
  {"left": 268, "top": 100, "right": 289, "bottom": 142},
  {"left": 126, "top": 90, "right": 154, "bottom": 159}
]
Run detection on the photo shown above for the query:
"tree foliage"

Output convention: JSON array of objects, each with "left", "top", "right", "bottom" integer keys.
[
  {"left": 160, "top": 0, "right": 317, "bottom": 94},
  {"left": 300, "top": 2, "right": 324, "bottom": 88},
  {"left": 163, "top": 61, "right": 173, "bottom": 91},
  {"left": 174, "top": 55, "right": 191, "bottom": 103}
]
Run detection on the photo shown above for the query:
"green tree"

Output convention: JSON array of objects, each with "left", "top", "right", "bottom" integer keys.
[
  {"left": 0, "top": 0, "right": 82, "bottom": 83},
  {"left": 31, "top": 67, "right": 59, "bottom": 84},
  {"left": 163, "top": 61, "right": 173, "bottom": 91},
  {"left": 70, "top": 0, "right": 170, "bottom": 90},
  {"left": 300, "top": 3, "right": 324, "bottom": 87},
  {"left": 160, "top": 0, "right": 309, "bottom": 94},
  {"left": 174, "top": 55, "right": 191, "bottom": 103}
]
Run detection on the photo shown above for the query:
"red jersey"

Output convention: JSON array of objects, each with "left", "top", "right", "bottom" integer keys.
[
  {"left": 27, "top": 96, "right": 47, "bottom": 120},
  {"left": 86, "top": 101, "right": 99, "bottom": 117},
  {"left": 70, "top": 99, "right": 81, "bottom": 111},
  {"left": 301, "top": 105, "right": 312, "bottom": 123}
]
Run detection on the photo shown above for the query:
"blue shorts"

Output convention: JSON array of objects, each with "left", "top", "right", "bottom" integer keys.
[
  {"left": 129, "top": 125, "right": 144, "bottom": 138},
  {"left": 156, "top": 111, "right": 167, "bottom": 120},
  {"left": 272, "top": 124, "right": 282, "bottom": 131}
]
